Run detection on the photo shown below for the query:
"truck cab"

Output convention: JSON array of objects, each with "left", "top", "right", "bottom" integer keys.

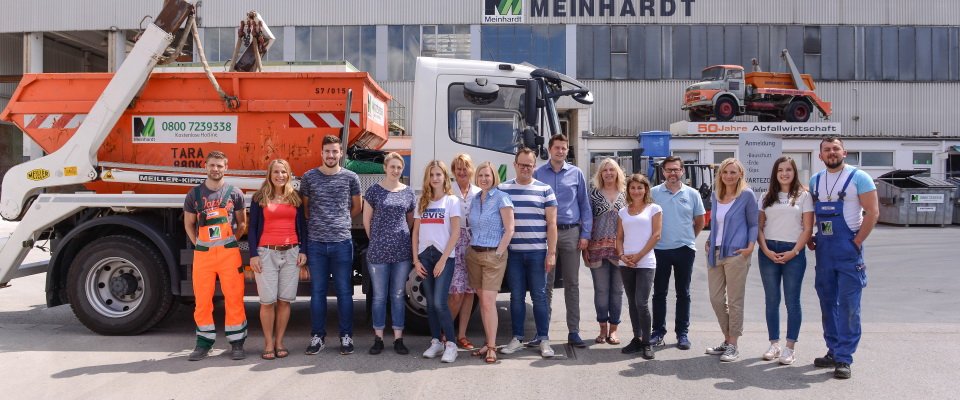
[{"left": 682, "top": 65, "right": 745, "bottom": 122}]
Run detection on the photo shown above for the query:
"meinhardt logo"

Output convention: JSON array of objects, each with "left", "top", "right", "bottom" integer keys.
[
  {"left": 483, "top": 0, "right": 523, "bottom": 24},
  {"left": 132, "top": 116, "right": 157, "bottom": 142}
]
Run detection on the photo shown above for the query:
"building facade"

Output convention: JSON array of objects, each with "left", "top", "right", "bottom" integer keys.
[{"left": 2, "top": 0, "right": 959, "bottom": 181}]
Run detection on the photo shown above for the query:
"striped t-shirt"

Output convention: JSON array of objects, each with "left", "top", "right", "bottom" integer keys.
[{"left": 499, "top": 179, "right": 558, "bottom": 252}]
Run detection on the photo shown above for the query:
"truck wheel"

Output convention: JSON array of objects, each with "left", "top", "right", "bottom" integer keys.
[
  {"left": 714, "top": 97, "right": 737, "bottom": 121},
  {"left": 784, "top": 101, "right": 812, "bottom": 122},
  {"left": 403, "top": 268, "right": 430, "bottom": 333},
  {"left": 66, "top": 235, "right": 172, "bottom": 335}
]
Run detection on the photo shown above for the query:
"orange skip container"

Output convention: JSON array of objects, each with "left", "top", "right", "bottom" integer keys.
[{"left": 0, "top": 71, "right": 390, "bottom": 194}]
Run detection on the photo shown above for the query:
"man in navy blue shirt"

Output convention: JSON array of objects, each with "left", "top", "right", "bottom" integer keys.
[{"left": 534, "top": 134, "right": 593, "bottom": 348}]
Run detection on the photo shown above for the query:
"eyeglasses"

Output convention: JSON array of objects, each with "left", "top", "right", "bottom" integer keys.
[
  {"left": 516, "top": 163, "right": 536, "bottom": 170},
  {"left": 664, "top": 168, "right": 683, "bottom": 173}
]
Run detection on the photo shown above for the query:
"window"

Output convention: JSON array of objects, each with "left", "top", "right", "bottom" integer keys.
[
  {"left": 860, "top": 151, "right": 894, "bottom": 167},
  {"left": 714, "top": 151, "right": 735, "bottom": 164},
  {"left": 673, "top": 151, "right": 700, "bottom": 163},
  {"left": 482, "top": 25, "right": 565, "bottom": 74},
  {"left": 421, "top": 25, "right": 470, "bottom": 59},
  {"left": 295, "top": 26, "right": 376, "bottom": 76},
  {"left": 589, "top": 151, "right": 636, "bottom": 176},
  {"left": 846, "top": 152, "right": 861, "bottom": 166},
  {"left": 448, "top": 84, "right": 524, "bottom": 154},
  {"left": 202, "top": 27, "right": 235, "bottom": 62},
  {"left": 913, "top": 152, "right": 934, "bottom": 165}
]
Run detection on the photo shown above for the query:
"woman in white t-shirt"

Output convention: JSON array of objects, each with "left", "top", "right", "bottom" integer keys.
[
  {"left": 757, "top": 156, "right": 813, "bottom": 366},
  {"left": 615, "top": 174, "right": 662, "bottom": 361},
  {"left": 412, "top": 160, "right": 462, "bottom": 363}
]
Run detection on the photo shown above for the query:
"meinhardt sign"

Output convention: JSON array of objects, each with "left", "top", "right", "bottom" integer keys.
[
  {"left": 530, "top": 0, "right": 696, "bottom": 17},
  {"left": 484, "top": 0, "right": 524, "bottom": 24},
  {"left": 670, "top": 121, "right": 842, "bottom": 135}
]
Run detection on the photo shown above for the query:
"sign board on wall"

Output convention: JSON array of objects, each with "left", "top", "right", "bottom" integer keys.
[
  {"left": 738, "top": 133, "right": 783, "bottom": 199},
  {"left": 670, "top": 121, "right": 842, "bottom": 136}
]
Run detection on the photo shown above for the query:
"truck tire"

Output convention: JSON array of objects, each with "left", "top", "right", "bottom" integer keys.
[
  {"left": 404, "top": 268, "right": 430, "bottom": 333},
  {"left": 784, "top": 100, "right": 812, "bottom": 122},
  {"left": 66, "top": 235, "right": 173, "bottom": 335},
  {"left": 714, "top": 97, "right": 737, "bottom": 121}
]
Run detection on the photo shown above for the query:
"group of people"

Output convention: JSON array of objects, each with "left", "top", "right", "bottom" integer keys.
[{"left": 181, "top": 134, "right": 877, "bottom": 380}]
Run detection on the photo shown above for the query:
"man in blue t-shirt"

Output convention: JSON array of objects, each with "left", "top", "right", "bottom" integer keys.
[
  {"left": 300, "top": 135, "right": 362, "bottom": 356},
  {"left": 808, "top": 137, "right": 879, "bottom": 380},
  {"left": 650, "top": 156, "right": 705, "bottom": 352}
]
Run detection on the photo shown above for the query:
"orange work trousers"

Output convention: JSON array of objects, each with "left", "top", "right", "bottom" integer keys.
[{"left": 193, "top": 245, "right": 247, "bottom": 347}]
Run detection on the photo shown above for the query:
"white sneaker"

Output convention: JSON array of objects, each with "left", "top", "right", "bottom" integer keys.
[
  {"left": 719, "top": 344, "right": 740, "bottom": 362},
  {"left": 762, "top": 342, "right": 782, "bottom": 361},
  {"left": 422, "top": 338, "right": 444, "bottom": 359},
  {"left": 500, "top": 337, "right": 524, "bottom": 354},
  {"left": 440, "top": 341, "right": 458, "bottom": 363},
  {"left": 705, "top": 342, "right": 730, "bottom": 355},
  {"left": 779, "top": 346, "right": 796, "bottom": 365},
  {"left": 539, "top": 340, "right": 555, "bottom": 358}
]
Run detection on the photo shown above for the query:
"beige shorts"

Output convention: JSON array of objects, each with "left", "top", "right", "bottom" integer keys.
[{"left": 466, "top": 247, "right": 507, "bottom": 291}]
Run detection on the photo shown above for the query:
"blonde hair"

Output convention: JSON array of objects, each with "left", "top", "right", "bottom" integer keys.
[
  {"left": 474, "top": 161, "right": 501, "bottom": 188},
  {"left": 253, "top": 159, "right": 302, "bottom": 207},
  {"left": 384, "top": 152, "right": 405, "bottom": 169},
  {"left": 625, "top": 174, "right": 653, "bottom": 206},
  {"left": 592, "top": 157, "right": 626, "bottom": 193},
  {"left": 418, "top": 160, "right": 453, "bottom": 214},
  {"left": 450, "top": 153, "right": 475, "bottom": 179},
  {"left": 715, "top": 158, "right": 748, "bottom": 199}
]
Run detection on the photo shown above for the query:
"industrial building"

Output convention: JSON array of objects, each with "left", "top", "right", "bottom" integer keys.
[{"left": 2, "top": 0, "right": 959, "bottom": 183}]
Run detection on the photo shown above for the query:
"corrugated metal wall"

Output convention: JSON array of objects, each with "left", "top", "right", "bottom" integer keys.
[
  {"left": 1, "top": 0, "right": 958, "bottom": 32},
  {"left": 583, "top": 80, "right": 960, "bottom": 137},
  {"left": 0, "top": 33, "right": 22, "bottom": 112}
]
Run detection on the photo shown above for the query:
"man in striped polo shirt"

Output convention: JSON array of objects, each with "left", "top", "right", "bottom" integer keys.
[{"left": 499, "top": 147, "right": 558, "bottom": 358}]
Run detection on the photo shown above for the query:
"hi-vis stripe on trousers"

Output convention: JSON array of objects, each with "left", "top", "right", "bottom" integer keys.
[{"left": 193, "top": 246, "right": 247, "bottom": 347}]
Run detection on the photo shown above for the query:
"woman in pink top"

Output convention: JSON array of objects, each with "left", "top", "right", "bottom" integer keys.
[{"left": 248, "top": 159, "right": 307, "bottom": 360}]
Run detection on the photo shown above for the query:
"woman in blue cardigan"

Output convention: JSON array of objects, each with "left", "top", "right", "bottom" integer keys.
[
  {"left": 248, "top": 159, "right": 308, "bottom": 360},
  {"left": 703, "top": 158, "right": 758, "bottom": 363}
]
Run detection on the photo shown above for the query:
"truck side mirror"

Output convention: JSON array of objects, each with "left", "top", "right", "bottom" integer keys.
[
  {"left": 464, "top": 78, "right": 499, "bottom": 105},
  {"left": 572, "top": 91, "right": 594, "bottom": 105},
  {"left": 521, "top": 127, "right": 539, "bottom": 150},
  {"left": 523, "top": 79, "right": 539, "bottom": 126}
]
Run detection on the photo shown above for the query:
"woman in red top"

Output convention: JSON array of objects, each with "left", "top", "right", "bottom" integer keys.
[{"left": 248, "top": 159, "right": 307, "bottom": 360}]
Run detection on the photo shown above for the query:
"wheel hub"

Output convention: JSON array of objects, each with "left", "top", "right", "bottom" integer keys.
[{"left": 85, "top": 257, "right": 145, "bottom": 318}]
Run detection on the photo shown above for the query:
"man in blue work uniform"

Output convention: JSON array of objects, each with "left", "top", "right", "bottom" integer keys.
[
  {"left": 534, "top": 134, "right": 593, "bottom": 348},
  {"left": 808, "top": 137, "right": 879, "bottom": 379}
]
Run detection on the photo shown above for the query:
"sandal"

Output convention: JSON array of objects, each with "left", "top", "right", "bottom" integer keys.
[
  {"left": 261, "top": 349, "right": 276, "bottom": 360},
  {"left": 275, "top": 348, "right": 289, "bottom": 358},
  {"left": 471, "top": 345, "right": 490, "bottom": 357},
  {"left": 457, "top": 337, "right": 475, "bottom": 350},
  {"left": 484, "top": 346, "right": 498, "bottom": 364},
  {"left": 606, "top": 336, "right": 621, "bottom": 345},
  {"left": 596, "top": 323, "right": 608, "bottom": 343}
]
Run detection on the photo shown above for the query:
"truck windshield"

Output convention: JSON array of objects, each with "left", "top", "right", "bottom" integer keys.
[{"left": 700, "top": 67, "right": 725, "bottom": 81}]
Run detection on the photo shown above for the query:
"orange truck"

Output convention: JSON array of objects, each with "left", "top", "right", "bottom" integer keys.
[
  {"left": 0, "top": 0, "right": 594, "bottom": 334},
  {"left": 682, "top": 49, "right": 831, "bottom": 122}
]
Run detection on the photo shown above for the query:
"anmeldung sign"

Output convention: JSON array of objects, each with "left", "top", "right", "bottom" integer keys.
[{"left": 738, "top": 133, "right": 782, "bottom": 198}]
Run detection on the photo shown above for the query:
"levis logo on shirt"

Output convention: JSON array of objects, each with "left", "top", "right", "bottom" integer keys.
[{"left": 421, "top": 208, "right": 445, "bottom": 224}]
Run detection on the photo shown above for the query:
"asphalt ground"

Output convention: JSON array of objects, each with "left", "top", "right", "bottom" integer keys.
[{"left": 1, "top": 221, "right": 958, "bottom": 399}]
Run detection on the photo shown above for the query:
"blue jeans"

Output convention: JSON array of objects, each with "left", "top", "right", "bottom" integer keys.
[
  {"left": 418, "top": 246, "right": 455, "bottom": 340},
  {"left": 758, "top": 240, "right": 807, "bottom": 342},
  {"left": 307, "top": 239, "right": 354, "bottom": 338},
  {"left": 368, "top": 260, "right": 411, "bottom": 331},
  {"left": 506, "top": 250, "right": 550, "bottom": 340},
  {"left": 589, "top": 260, "right": 623, "bottom": 325}
]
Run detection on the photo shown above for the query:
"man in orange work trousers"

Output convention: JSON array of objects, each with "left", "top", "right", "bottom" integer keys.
[{"left": 183, "top": 150, "right": 248, "bottom": 361}]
